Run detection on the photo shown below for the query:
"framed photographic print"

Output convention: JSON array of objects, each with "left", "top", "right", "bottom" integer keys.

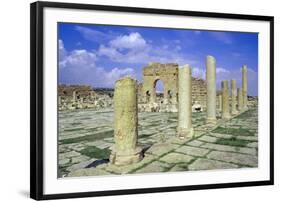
[{"left": 30, "top": 1, "right": 274, "bottom": 200}]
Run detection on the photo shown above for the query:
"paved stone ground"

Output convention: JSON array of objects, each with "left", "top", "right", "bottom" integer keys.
[{"left": 58, "top": 107, "right": 258, "bottom": 178}]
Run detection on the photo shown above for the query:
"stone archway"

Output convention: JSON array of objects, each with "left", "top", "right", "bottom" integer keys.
[
  {"left": 154, "top": 79, "right": 165, "bottom": 103},
  {"left": 142, "top": 63, "right": 178, "bottom": 104}
]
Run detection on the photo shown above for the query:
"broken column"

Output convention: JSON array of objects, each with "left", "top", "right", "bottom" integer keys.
[
  {"left": 206, "top": 55, "right": 217, "bottom": 124},
  {"left": 178, "top": 65, "right": 193, "bottom": 139},
  {"left": 110, "top": 77, "right": 143, "bottom": 166},
  {"left": 72, "top": 91, "right": 77, "bottom": 102},
  {"left": 242, "top": 65, "right": 248, "bottom": 110},
  {"left": 231, "top": 79, "right": 238, "bottom": 115},
  {"left": 221, "top": 80, "right": 231, "bottom": 119},
  {"left": 238, "top": 88, "right": 243, "bottom": 111},
  {"left": 58, "top": 96, "right": 61, "bottom": 106}
]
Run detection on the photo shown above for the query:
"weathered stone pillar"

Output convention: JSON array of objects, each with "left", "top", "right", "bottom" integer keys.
[
  {"left": 58, "top": 96, "right": 61, "bottom": 106},
  {"left": 90, "top": 91, "right": 95, "bottom": 99},
  {"left": 231, "top": 79, "right": 238, "bottom": 115},
  {"left": 238, "top": 88, "right": 243, "bottom": 111},
  {"left": 242, "top": 65, "right": 248, "bottom": 110},
  {"left": 218, "top": 94, "right": 222, "bottom": 112},
  {"left": 221, "top": 80, "right": 231, "bottom": 119},
  {"left": 178, "top": 65, "right": 193, "bottom": 139},
  {"left": 110, "top": 77, "right": 142, "bottom": 166},
  {"left": 206, "top": 55, "right": 217, "bottom": 124},
  {"left": 72, "top": 91, "right": 77, "bottom": 102}
]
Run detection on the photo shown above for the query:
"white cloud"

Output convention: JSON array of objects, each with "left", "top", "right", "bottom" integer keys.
[
  {"left": 59, "top": 39, "right": 135, "bottom": 87},
  {"left": 59, "top": 39, "right": 67, "bottom": 61},
  {"left": 75, "top": 26, "right": 112, "bottom": 43},
  {"left": 192, "top": 67, "right": 205, "bottom": 79},
  {"left": 109, "top": 32, "right": 147, "bottom": 50},
  {"left": 98, "top": 32, "right": 199, "bottom": 66},
  {"left": 209, "top": 32, "right": 233, "bottom": 44}
]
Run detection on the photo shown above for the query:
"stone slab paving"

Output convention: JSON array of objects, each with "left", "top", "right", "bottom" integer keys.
[{"left": 58, "top": 107, "right": 258, "bottom": 178}]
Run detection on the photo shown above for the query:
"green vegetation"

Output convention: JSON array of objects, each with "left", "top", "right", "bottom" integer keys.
[
  {"left": 60, "top": 130, "right": 113, "bottom": 144},
  {"left": 212, "top": 126, "right": 254, "bottom": 136},
  {"left": 215, "top": 137, "right": 251, "bottom": 147},
  {"left": 235, "top": 110, "right": 253, "bottom": 119},
  {"left": 64, "top": 127, "right": 84, "bottom": 132},
  {"left": 80, "top": 146, "right": 111, "bottom": 159}
]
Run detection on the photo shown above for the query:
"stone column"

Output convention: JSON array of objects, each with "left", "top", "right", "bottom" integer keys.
[
  {"left": 221, "top": 80, "right": 231, "bottom": 119},
  {"left": 206, "top": 55, "right": 217, "bottom": 124},
  {"left": 242, "top": 65, "right": 248, "bottom": 110},
  {"left": 231, "top": 79, "right": 238, "bottom": 115},
  {"left": 72, "top": 91, "right": 77, "bottom": 102},
  {"left": 178, "top": 65, "right": 193, "bottom": 139},
  {"left": 110, "top": 77, "right": 142, "bottom": 166},
  {"left": 238, "top": 88, "right": 243, "bottom": 111},
  {"left": 58, "top": 96, "right": 61, "bottom": 106},
  {"left": 218, "top": 94, "right": 222, "bottom": 112}
]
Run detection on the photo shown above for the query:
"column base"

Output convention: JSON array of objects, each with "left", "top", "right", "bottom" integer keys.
[
  {"left": 231, "top": 110, "right": 239, "bottom": 115},
  {"left": 110, "top": 146, "right": 143, "bottom": 166},
  {"left": 206, "top": 117, "right": 217, "bottom": 125},
  {"left": 178, "top": 127, "right": 194, "bottom": 139},
  {"left": 243, "top": 106, "right": 248, "bottom": 111},
  {"left": 222, "top": 113, "right": 231, "bottom": 120}
]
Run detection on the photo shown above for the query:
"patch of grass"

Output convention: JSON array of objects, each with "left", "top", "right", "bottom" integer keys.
[
  {"left": 215, "top": 137, "right": 251, "bottom": 147},
  {"left": 212, "top": 126, "right": 254, "bottom": 136},
  {"left": 80, "top": 146, "right": 111, "bottom": 159},
  {"left": 235, "top": 110, "right": 253, "bottom": 119},
  {"left": 64, "top": 127, "right": 84, "bottom": 132},
  {"left": 139, "top": 133, "right": 153, "bottom": 139},
  {"left": 195, "top": 117, "right": 205, "bottom": 122},
  {"left": 60, "top": 130, "right": 113, "bottom": 144}
]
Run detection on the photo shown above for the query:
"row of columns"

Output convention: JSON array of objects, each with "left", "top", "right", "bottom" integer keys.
[
  {"left": 207, "top": 56, "right": 248, "bottom": 122},
  {"left": 110, "top": 57, "right": 248, "bottom": 166}
]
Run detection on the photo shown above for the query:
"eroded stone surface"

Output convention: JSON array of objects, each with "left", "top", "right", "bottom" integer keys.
[
  {"left": 60, "top": 107, "right": 258, "bottom": 177},
  {"left": 175, "top": 146, "right": 210, "bottom": 157},
  {"left": 189, "top": 158, "right": 238, "bottom": 170},
  {"left": 159, "top": 152, "right": 194, "bottom": 164}
]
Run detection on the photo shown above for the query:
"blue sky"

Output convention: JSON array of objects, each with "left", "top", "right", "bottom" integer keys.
[{"left": 58, "top": 23, "right": 258, "bottom": 95}]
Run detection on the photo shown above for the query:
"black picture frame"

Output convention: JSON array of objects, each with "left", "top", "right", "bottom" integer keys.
[{"left": 30, "top": 1, "right": 274, "bottom": 200}]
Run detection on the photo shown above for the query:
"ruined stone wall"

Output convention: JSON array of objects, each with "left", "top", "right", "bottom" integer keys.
[
  {"left": 58, "top": 84, "right": 113, "bottom": 111},
  {"left": 142, "top": 63, "right": 178, "bottom": 104},
  {"left": 58, "top": 85, "right": 94, "bottom": 98},
  {"left": 139, "top": 63, "right": 208, "bottom": 112},
  {"left": 191, "top": 78, "right": 207, "bottom": 111}
]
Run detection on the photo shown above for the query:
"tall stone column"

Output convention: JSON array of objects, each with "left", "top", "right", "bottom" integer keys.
[
  {"left": 231, "top": 79, "right": 238, "bottom": 115},
  {"left": 221, "top": 80, "right": 231, "bottom": 119},
  {"left": 72, "top": 91, "right": 77, "bottom": 102},
  {"left": 178, "top": 65, "right": 193, "bottom": 139},
  {"left": 206, "top": 55, "right": 217, "bottom": 124},
  {"left": 238, "top": 88, "right": 243, "bottom": 111},
  {"left": 242, "top": 65, "right": 248, "bottom": 110},
  {"left": 110, "top": 77, "right": 142, "bottom": 166}
]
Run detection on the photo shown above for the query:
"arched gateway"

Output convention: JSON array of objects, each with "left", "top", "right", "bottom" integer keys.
[{"left": 142, "top": 63, "right": 178, "bottom": 104}]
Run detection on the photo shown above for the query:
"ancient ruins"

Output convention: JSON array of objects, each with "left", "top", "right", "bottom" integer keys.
[
  {"left": 58, "top": 85, "right": 113, "bottom": 110},
  {"left": 138, "top": 62, "right": 207, "bottom": 113},
  {"left": 108, "top": 56, "right": 250, "bottom": 166},
  {"left": 60, "top": 56, "right": 259, "bottom": 177}
]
